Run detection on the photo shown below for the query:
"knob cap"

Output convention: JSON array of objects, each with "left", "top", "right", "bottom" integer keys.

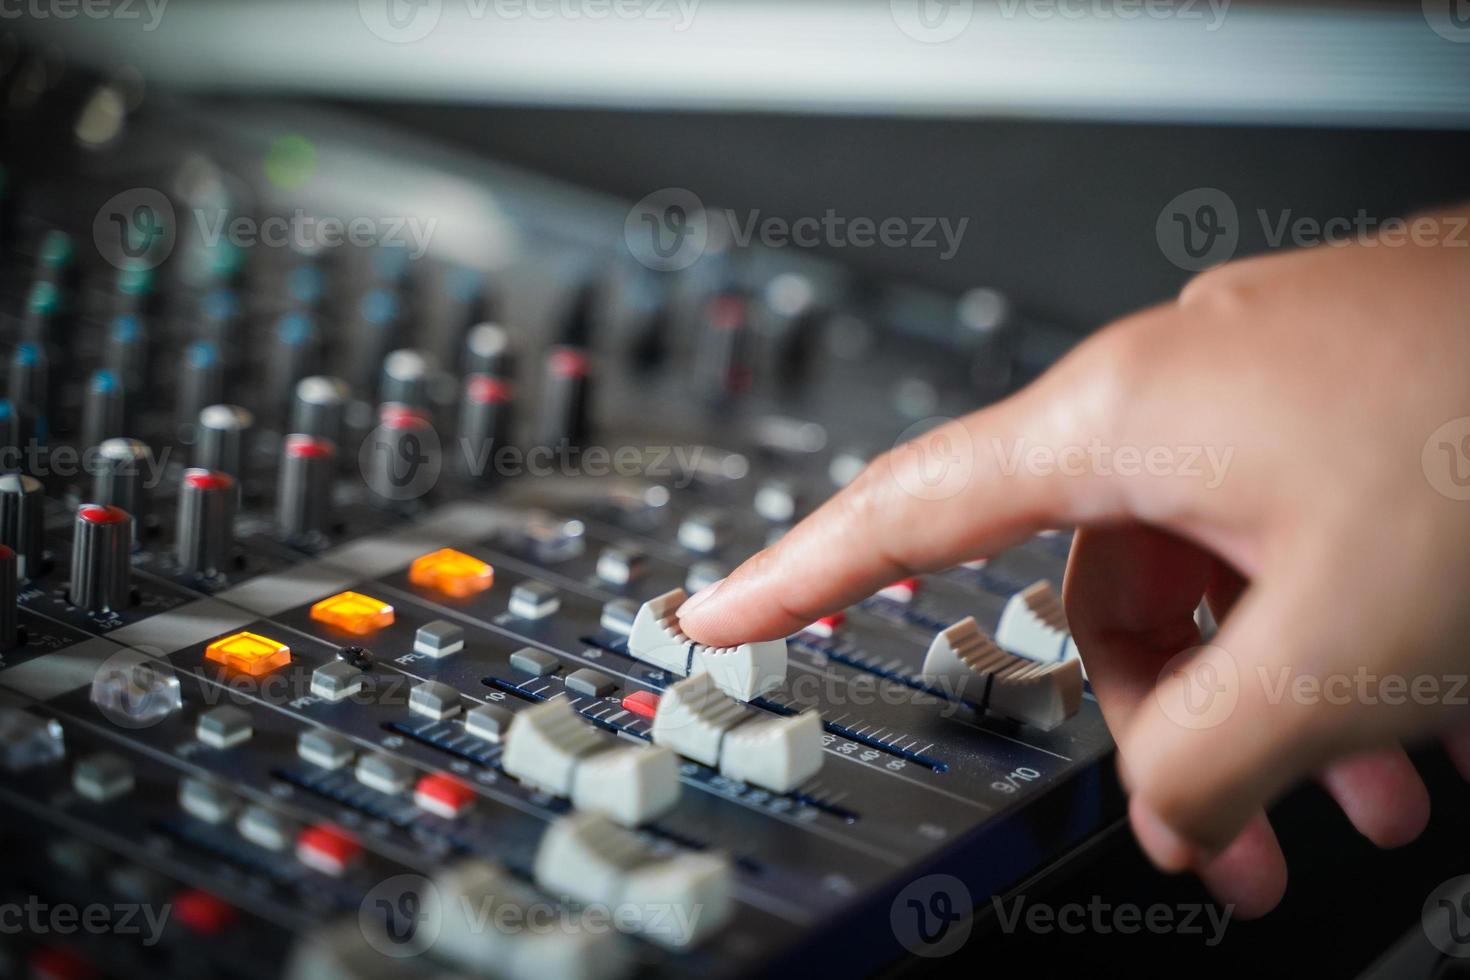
[
  {"left": 177, "top": 341, "right": 224, "bottom": 439},
  {"left": 93, "top": 438, "right": 153, "bottom": 530},
  {"left": 277, "top": 434, "right": 335, "bottom": 539},
  {"left": 464, "top": 323, "right": 514, "bottom": 377},
  {"left": 176, "top": 469, "right": 236, "bottom": 577},
  {"left": 269, "top": 312, "right": 321, "bottom": 416},
  {"left": 7, "top": 343, "right": 49, "bottom": 437},
  {"left": 195, "top": 405, "right": 254, "bottom": 478},
  {"left": 0, "top": 474, "right": 45, "bottom": 581},
  {"left": 536, "top": 346, "right": 591, "bottom": 449},
  {"left": 80, "top": 370, "right": 126, "bottom": 452},
  {"left": 458, "top": 374, "right": 513, "bottom": 480},
  {"left": 380, "top": 349, "right": 435, "bottom": 408},
  {"left": 291, "top": 376, "right": 350, "bottom": 447},
  {"left": 366, "top": 406, "right": 437, "bottom": 504},
  {"left": 70, "top": 504, "right": 133, "bottom": 614}
]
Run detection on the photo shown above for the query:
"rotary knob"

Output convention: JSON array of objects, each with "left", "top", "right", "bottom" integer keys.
[
  {"left": 277, "top": 434, "right": 335, "bottom": 539},
  {"left": 176, "top": 469, "right": 236, "bottom": 577},
  {"left": 70, "top": 505, "right": 133, "bottom": 614}
]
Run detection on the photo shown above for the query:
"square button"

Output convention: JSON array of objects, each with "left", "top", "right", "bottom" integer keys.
[
  {"left": 508, "top": 580, "right": 560, "bottom": 620},
  {"left": 355, "top": 753, "right": 414, "bottom": 795},
  {"left": 509, "top": 647, "right": 559, "bottom": 677},
  {"left": 73, "top": 753, "right": 134, "bottom": 802},
  {"left": 298, "top": 729, "right": 355, "bottom": 770},
  {"left": 238, "top": 805, "right": 295, "bottom": 852},
  {"left": 310, "top": 591, "right": 395, "bottom": 636},
  {"left": 205, "top": 631, "right": 291, "bottom": 676},
  {"left": 464, "top": 704, "right": 513, "bottom": 742},
  {"left": 409, "top": 681, "right": 462, "bottom": 721},
  {"left": 414, "top": 620, "right": 464, "bottom": 659},
  {"left": 179, "top": 778, "right": 234, "bottom": 824},
  {"left": 409, "top": 548, "right": 493, "bottom": 598},
  {"left": 311, "top": 661, "right": 364, "bottom": 703},
  {"left": 196, "top": 706, "right": 253, "bottom": 749},
  {"left": 565, "top": 668, "right": 616, "bottom": 698}
]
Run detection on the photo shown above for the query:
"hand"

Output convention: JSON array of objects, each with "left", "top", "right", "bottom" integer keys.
[{"left": 677, "top": 205, "right": 1470, "bottom": 916}]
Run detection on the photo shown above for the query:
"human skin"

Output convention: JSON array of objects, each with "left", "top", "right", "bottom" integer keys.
[{"left": 676, "top": 204, "right": 1470, "bottom": 917}]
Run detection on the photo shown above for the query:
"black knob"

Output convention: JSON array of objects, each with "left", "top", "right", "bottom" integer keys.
[
  {"left": 277, "top": 434, "right": 335, "bottom": 539},
  {"left": 21, "top": 280, "right": 62, "bottom": 345},
  {"left": 176, "top": 469, "right": 236, "bottom": 577},
  {"left": 693, "top": 292, "right": 752, "bottom": 400},
  {"left": 366, "top": 406, "right": 438, "bottom": 505},
  {"left": 105, "top": 314, "right": 149, "bottom": 390},
  {"left": 269, "top": 312, "right": 321, "bottom": 417},
  {"left": 177, "top": 341, "right": 224, "bottom": 439},
  {"left": 8, "top": 343, "right": 49, "bottom": 438},
  {"left": 350, "top": 288, "right": 402, "bottom": 394},
  {"left": 0, "top": 400, "right": 34, "bottom": 469},
  {"left": 80, "top": 370, "right": 126, "bottom": 452},
  {"left": 0, "top": 545, "right": 17, "bottom": 650},
  {"left": 70, "top": 504, "right": 133, "bottom": 614},
  {"left": 291, "top": 376, "right": 350, "bottom": 447},
  {"left": 380, "top": 349, "right": 435, "bottom": 408},
  {"left": 464, "top": 323, "right": 514, "bottom": 377},
  {"left": 458, "top": 374, "right": 513, "bottom": 480},
  {"left": 536, "top": 345, "right": 591, "bottom": 449},
  {"left": 93, "top": 438, "right": 153, "bottom": 530},
  {"left": 195, "top": 405, "right": 254, "bottom": 478},
  {"left": 0, "top": 474, "right": 44, "bottom": 581}
]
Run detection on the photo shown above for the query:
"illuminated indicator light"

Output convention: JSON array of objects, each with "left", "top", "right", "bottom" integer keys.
[
  {"left": 296, "top": 823, "right": 360, "bottom": 877},
  {"left": 804, "top": 612, "right": 845, "bottom": 638},
  {"left": 310, "top": 591, "right": 395, "bottom": 635},
  {"left": 414, "top": 773, "right": 476, "bottom": 819},
  {"left": 878, "top": 578, "right": 920, "bottom": 603},
  {"left": 408, "top": 548, "right": 493, "bottom": 598},
  {"left": 172, "top": 890, "right": 236, "bottom": 936},
  {"left": 621, "top": 690, "right": 660, "bottom": 719},
  {"left": 205, "top": 631, "right": 291, "bottom": 676}
]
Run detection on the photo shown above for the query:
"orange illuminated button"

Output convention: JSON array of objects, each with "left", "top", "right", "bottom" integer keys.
[
  {"left": 205, "top": 631, "right": 291, "bottom": 676},
  {"left": 409, "top": 548, "right": 493, "bottom": 598},
  {"left": 310, "top": 591, "right": 395, "bottom": 635}
]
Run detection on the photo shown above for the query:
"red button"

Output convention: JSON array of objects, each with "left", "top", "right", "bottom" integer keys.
[
  {"left": 804, "top": 612, "right": 845, "bottom": 638},
  {"left": 172, "top": 889, "right": 236, "bottom": 936},
  {"left": 78, "top": 504, "right": 129, "bottom": 525},
  {"left": 622, "top": 690, "right": 660, "bottom": 719},
  {"left": 414, "top": 772, "right": 476, "bottom": 818},
  {"left": 878, "top": 578, "right": 920, "bottom": 603},
  {"left": 184, "top": 470, "right": 234, "bottom": 492},
  {"left": 296, "top": 823, "right": 360, "bottom": 876}
]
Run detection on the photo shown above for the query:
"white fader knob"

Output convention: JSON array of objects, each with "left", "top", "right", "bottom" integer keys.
[
  {"left": 628, "top": 588, "right": 786, "bottom": 702},
  {"left": 921, "top": 616, "right": 1083, "bottom": 731},
  {"left": 996, "top": 580, "right": 1081, "bottom": 663}
]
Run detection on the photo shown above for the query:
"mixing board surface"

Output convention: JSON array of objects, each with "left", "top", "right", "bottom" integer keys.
[{"left": 0, "top": 56, "right": 1118, "bottom": 978}]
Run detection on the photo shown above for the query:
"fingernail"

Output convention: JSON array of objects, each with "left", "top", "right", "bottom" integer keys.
[
  {"left": 678, "top": 578, "right": 726, "bottom": 617},
  {"left": 1130, "top": 800, "right": 1198, "bottom": 873}
]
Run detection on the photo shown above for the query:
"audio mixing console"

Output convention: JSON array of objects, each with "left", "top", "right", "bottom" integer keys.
[{"left": 0, "top": 51, "right": 1119, "bottom": 979}]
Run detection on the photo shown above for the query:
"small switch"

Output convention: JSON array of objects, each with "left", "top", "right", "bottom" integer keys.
[
  {"left": 409, "top": 548, "right": 494, "bottom": 597},
  {"left": 298, "top": 728, "right": 355, "bottom": 770},
  {"left": 196, "top": 706, "right": 253, "bottom": 749},
  {"left": 803, "top": 612, "right": 845, "bottom": 639},
  {"left": 600, "top": 598, "right": 638, "bottom": 636},
  {"left": 355, "top": 752, "right": 414, "bottom": 794},
  {"left": 677, "top": 510, "right": 728, "bottom": 554},
  {"left": 410, "top": 681, "right": 462, "bottom": 721},
  {"left": 621, "top": 691, "right": 660, "bottom": 720},
  {"left": 595, "top": 543, "right": 647, "bottom": 586},
  {"left": 311, "top": 590, "right": 395, "bottom": 636},
  {"left": 205, "top": 631, "right": 291, "bottom": 676},
  {"left": 179, "top": 777, "right": 234, "bottom": 824},
  {"left": 565, "top": 668, "right": 616, "bottom": 698},
  {"left": 311, "top": 660, "right": 365, "bottom": 703},
  {"left": 296, "top": 823, "right": 360, "bottom": 877},
  {"left": 510, "top": 647, "right": 560, "bottom": 677},
  {"left": 877, "top": 578, "right": 919, "bottom": 603},
  {"left": 238, "top": 805, "right": 295, "bottom": 852},
  {"left": 72, "top": 752, "right": 134, "bottom": 802},
  {"left": 508, "top": 580, "right": 560, "bottom": 620},
  {"left": 414, "top": 772, "right": 476, "bottom": 819},
  {"left": 464, "top": 704, "right": 513, "bottom": 742},
  {"left": 414, "top": 620, "right": 464, "bottom": 658}
]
